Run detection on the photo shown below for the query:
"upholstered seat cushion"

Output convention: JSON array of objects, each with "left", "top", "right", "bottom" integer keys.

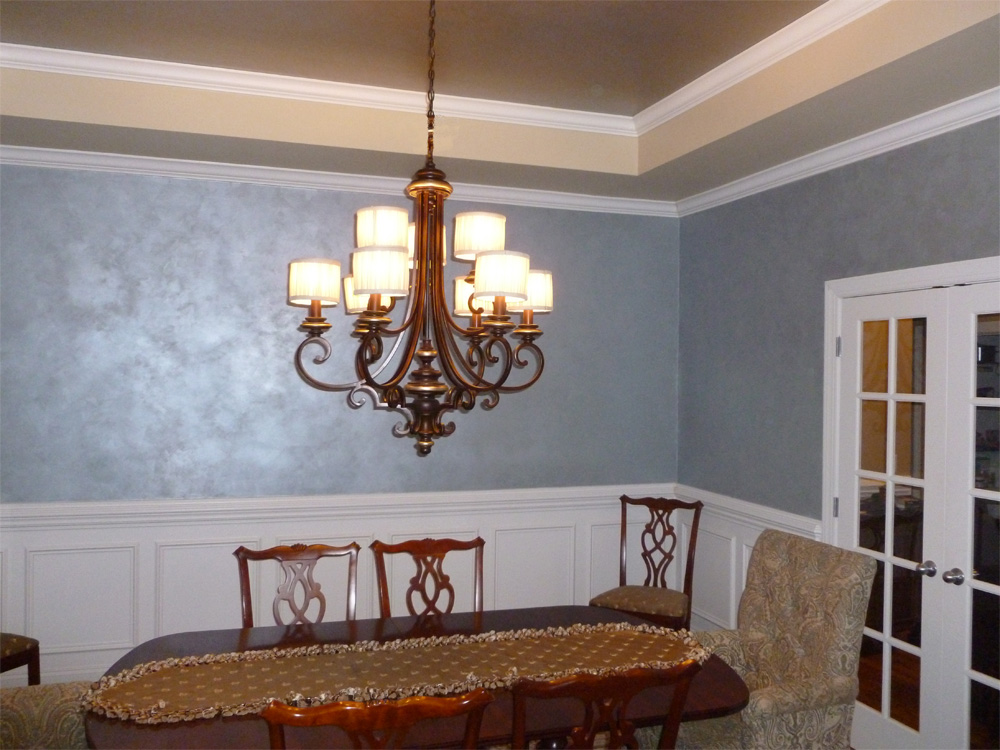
[
  {"left": 0, "top": 681, "right": 90, "bottom": 749},
  {"left": 589, "top": 585, "right": 689, "bottom": 618}
]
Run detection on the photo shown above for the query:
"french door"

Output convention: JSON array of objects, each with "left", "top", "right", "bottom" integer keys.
[{"left": 834, "top": 278, "right": 999, "bottom": 749}]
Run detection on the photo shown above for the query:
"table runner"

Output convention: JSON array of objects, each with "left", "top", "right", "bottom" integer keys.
[{"left": 83, "top": 622, "right": 708, "bottom": 724}]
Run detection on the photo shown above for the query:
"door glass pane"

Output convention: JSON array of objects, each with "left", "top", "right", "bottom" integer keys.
[
  {"left": 897, "top": 318, "right": 927, "bottom": 394},
  {"left": 866, "top": 559, "right": 885, "bottom": 632},
  {"left": 971, "top": 588, "right": 999, "bottom": 680},
  {"left": 970, "top": 680, "right": 999, "bottom": 750},
  {"left": 861, "top": 401, "right": 888, "bottom": 473},
  {"left": 974, "top": 497, "right": 999, "bottom": 586},
  {"left": 892, "top": 565, "right": 921, "bottom": 646},
  {"left": 978, "top": 313, "right": 999, "bottom": 398},
  {"left": 858, "top": 634, "right": 883, "bottom": 711},
  {"left": 976, "top": 406, "right": 999, "bottom": 491},
  {"left": 895, "top": 403, "right": 925, "bottom": 479},
  {"left": 863, "top": 320, "right": 889, "bottom": 392},
  {"left": 893, "top": 485, "right": 923, "bottom": 564},
  {"left": 860, "top": 480, "right": 886, "bottom": 553},
  {"left": 890, "top": 646, "right": 920, "bottom": 730}
]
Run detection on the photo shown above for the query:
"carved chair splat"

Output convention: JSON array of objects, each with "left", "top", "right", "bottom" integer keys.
[
  {"left": 511, "top": 662, "right": 702, "bottom": 749},
  {"left": 370, "top": 537, "right": 484, "bottom": 618},
  {"left": 589, "top": 495, "right": 703, "bottom": 631},
  {"left": 233, "top": 542, "right": 360, "bottom": 627}
]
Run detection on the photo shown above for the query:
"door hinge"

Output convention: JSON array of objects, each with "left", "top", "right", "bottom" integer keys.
[
  {"left": 833, "top": 497, "right": 839, "bottom": 517},
  {"left": 836, "top": 336, "right": 841, "bottom": 357}
]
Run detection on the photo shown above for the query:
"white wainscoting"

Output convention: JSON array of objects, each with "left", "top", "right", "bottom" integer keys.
[{"left": 0, "top": 483, "right": 819, "bottom": 684}]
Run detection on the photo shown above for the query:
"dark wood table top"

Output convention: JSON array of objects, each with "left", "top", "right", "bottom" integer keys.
[{"left": 85, "top": 605, "right": 747, "bottom": 748}]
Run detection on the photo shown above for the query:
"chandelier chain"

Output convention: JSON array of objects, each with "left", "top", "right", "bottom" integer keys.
[{"left": 426, "top": 0, "right": 436, "bottom": 165}]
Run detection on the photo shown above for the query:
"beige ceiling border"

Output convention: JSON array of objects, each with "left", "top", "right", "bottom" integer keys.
[
  {"left": 5, "top": 84, "right": 993, "bottom": 219},
  {"left": 0, "top": 62, "right": 636, "bottom": 176},
  {"left": 637, "top": 0, "right": 1000, "bottom": 173}
]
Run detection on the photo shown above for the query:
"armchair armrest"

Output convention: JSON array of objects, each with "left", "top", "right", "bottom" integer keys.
[
  {"left": 693, "top": 629, "right": 753, "bottom": 680},
  {"left": 746, "top": 675, "right": 858, "bottom": 716}
]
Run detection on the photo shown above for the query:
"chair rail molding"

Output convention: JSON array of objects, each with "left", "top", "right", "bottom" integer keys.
[{"left": 0, "top": 483, "right": 818, "bottom": 684}]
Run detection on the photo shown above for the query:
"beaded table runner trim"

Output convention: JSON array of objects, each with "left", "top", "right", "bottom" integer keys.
[{"left": 83, "top": 622, "right": 708, "bottom": 724}]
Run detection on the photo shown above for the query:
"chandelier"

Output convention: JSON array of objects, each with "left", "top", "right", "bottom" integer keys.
[{"left": 287, "top": 0, "right": 552, "bottom": 456}]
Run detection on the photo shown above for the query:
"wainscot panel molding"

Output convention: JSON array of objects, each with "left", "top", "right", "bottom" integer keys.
[
  {"left": 0, "top": 483, "right": 819, "bottom": 684},
  {"left": 673, "top": 484, "right": 822, "bottom": 632}
]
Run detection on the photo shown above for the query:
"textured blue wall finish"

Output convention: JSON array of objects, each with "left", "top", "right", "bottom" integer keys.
[
  {"left": 0, "top": 170, "right": 680, "bottom": 502},
  {"left": 678, "top": 118, "right": 1000, "bottom": 517}
]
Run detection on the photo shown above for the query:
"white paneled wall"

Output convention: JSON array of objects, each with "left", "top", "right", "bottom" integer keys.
[{"left": 0, "top": 483, "right": 819, "bottom": 684}]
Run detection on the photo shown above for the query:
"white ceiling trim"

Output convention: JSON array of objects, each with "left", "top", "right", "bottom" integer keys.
[
  {"left": 634, "top": 0, "right": 889, "bottom": 134},
  {"left": 0, "top": 145, "right": 678, "bottom": 216},
  {"left": 2, "top": 87, "right": 993, "bottom": 218},
  {"left": 0, "top": 42, "right": 634, "bottom": 136},
  {"left": 677, "top": 87, "right": 1000, "bottom": 216},
  {"left": 0, "top": 0, "right": 884, "bottom": 142}
]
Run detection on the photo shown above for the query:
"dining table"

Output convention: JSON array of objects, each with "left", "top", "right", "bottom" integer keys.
[{"left": 84, "top": 605, "right": 748, "bottom": 748}]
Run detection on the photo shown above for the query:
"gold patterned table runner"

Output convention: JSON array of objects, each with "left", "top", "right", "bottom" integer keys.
[{"left": 83, "top": 623, "right": 708, "bottom": 724}]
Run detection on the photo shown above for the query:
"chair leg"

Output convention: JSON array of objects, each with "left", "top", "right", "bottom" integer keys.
[{"left": 27, "top": 644, "right": 40, "bottom": 685}]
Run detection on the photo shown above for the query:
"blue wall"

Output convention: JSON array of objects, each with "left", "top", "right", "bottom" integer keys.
[
  {"left": 678, "top": 118, "right": 1000, "bottom": 516},
  {"left": 0, "top": 169, "right": 680, "bottom": 502},
  {"left": 2, "top": 119, "right": 996, "bottom": 511}
]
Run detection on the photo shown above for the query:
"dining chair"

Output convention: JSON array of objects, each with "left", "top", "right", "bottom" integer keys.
[
  {"left": 0, "top": 632, "right": 40, "bottom": 685},
  {"left": 512, "top": 661, "right": 702, "bottom": 749},
  {"left": 233, "top": 542, "right": 361, "bottom": 627},
  {"left": 370, "top": 537, "right": 484, "bottom": 617},
  {"left": 589, "top": 495, "right": 704, "bottom": 631},
  {"left": 677, "top": 529, "right": 877, "bottom": 750},
  {"left": 260, "top": 688, "right": 493, "bottom": 749}
]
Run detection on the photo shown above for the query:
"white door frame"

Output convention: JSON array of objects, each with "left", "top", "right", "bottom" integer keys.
[{"left": 822, "top": 256, "right": 1000, "bottom": 545}]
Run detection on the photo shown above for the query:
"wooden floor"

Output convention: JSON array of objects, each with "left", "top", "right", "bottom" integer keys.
[{"left": 858, "top": 637, "right": 1000, "bottom": 749}]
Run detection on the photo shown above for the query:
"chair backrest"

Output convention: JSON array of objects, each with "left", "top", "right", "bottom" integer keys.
[
  {"left": 261, "top": 689, "right": 493, "bottom": 749},
  {"left": 511, "top": 661, "right": 702, "bottom": 749},
  {"left": 737, "top": 529, "right": 877, "bottom": 686},
  {"left": 619, "top": 496, "right": 703, "bottom": 601},
  {"left": 370, "top": 537, "right": 484, "bottom": 618},
  {"left": 233, "top": 542, "right": 360, "bottom": 627}
]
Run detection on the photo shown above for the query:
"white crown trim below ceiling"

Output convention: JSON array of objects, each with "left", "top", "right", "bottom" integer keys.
[
  {"left": 0, "top": 1, "right": 886, "bottom": 138},
  {"left": 2, "top": 87, "right": 996, "bottom": 218},
  {"left": 0, "top": 43, "right": 634, "bottom": 136},
  {"left": 633, "top": 0, "right": 889, "bottom": 134}
]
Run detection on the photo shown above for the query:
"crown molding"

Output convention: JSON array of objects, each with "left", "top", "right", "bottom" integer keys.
[
  {"left": 0, "top": 42, "right": 634, "bottom": 137},
  {"left": 0, "top": 0, "right": 888, "bottom": 141},
  {"left": 676, "top": 87, "right": 1000, "bottom": 216},
  {"left": 633, "top": 0, "right": 890, "bottom": 134},
  {"left": 2, "top": 87, "right": 993, "bottom": 217},
  {"left": 0, "top": 145, "right": 678, "bottom": 217}
]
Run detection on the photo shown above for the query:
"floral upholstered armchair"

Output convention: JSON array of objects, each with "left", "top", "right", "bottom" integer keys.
[{"left": 678, "top": 529, "right": 876, "bottom": 750}]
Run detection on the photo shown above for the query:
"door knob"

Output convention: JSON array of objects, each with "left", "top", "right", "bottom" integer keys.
[
  {"left": 916, "top": 560, "right": 937, "bottom": 577},
  {"left": 942, "top": 568, "right": 965, "bottom": 585}
]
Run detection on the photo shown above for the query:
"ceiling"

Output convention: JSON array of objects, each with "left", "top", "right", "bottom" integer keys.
[{"left": 1, "top": 0, "right": 998, "bottom": 205}]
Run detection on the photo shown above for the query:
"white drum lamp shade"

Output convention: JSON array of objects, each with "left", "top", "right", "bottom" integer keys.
[
  {"left": 342, "top": 275, "right": 369, "bottom": 314},
  {"left": 453, "top": 212, "right": 506, "bottom": 261},
  {"left": 288, "top": 258, "right": 341, "bottom": 307},
  {"left": 508, "top": 269, "right": 554, "bottom": 312},
  {"left": 356, "top": 206, "right": 409, "bottom": 249},
  {"left": 352, "top": 247, "right": 410, "bottom": 296},
  {"left": 473, "top": 250, "right": 529, "bottom": 300}
]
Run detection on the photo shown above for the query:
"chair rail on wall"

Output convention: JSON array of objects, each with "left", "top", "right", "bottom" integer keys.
[{"left": 0, "top": 484, "right": 817, "bottom": 684}]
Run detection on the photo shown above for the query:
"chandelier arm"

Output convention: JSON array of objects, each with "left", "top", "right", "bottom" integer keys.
[
  {"left": 355, "top": 322, "right": 423, "bottom": 398},
  {"left": 495, "top": 340, "right": 545, "bottom": 393},
  {"left": 352, "top": 264, "right": 430, "bottom": 394},
  {"left": 430, "top": 293, "right": 515, "bottom": 393}
]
